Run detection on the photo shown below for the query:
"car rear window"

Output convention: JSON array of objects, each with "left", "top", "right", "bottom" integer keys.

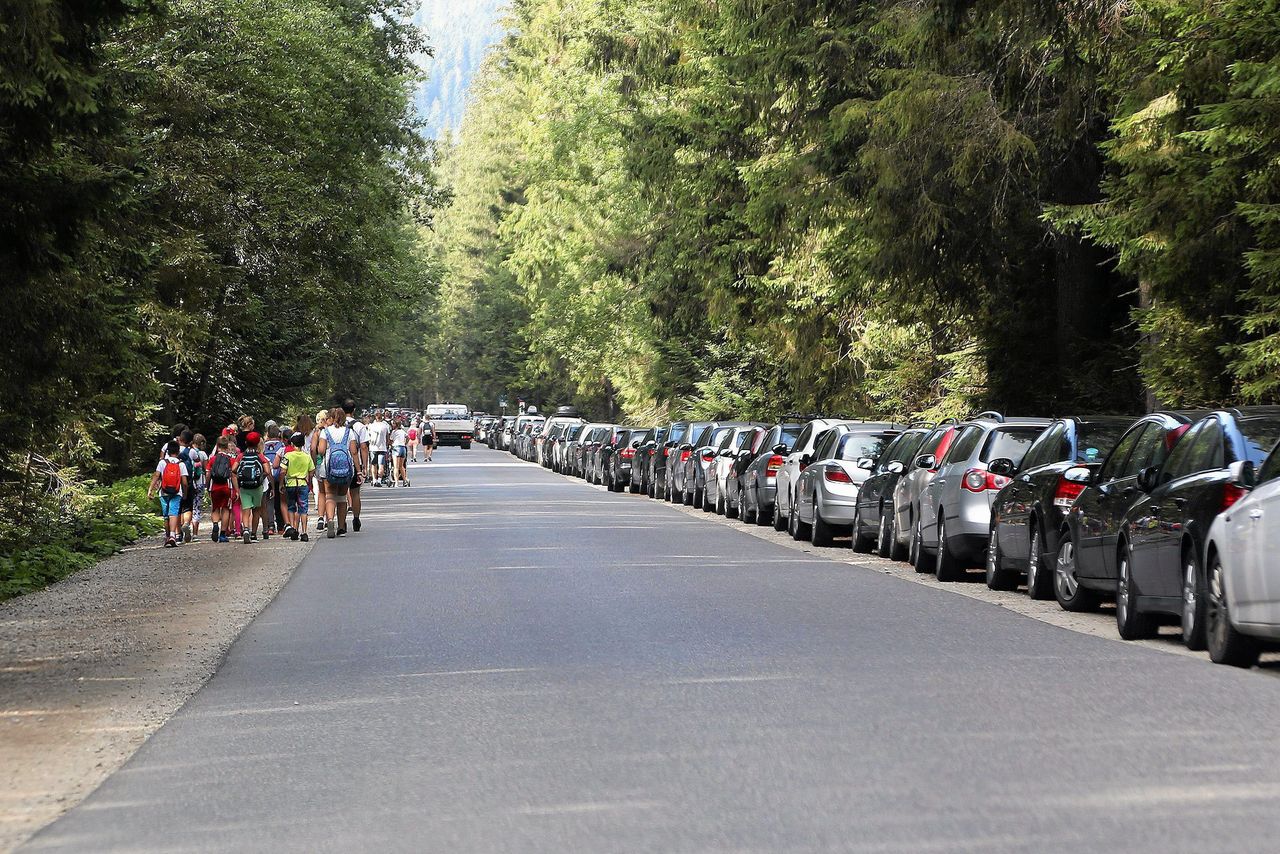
[
  {"left": 668, "top": 424, "right": 687, "bottom": 443},
  {"left": 1075, "top": 421, "right": 1128, "bottom": 463},
  {"left": 1238, "top": 416, "right": 1280, "bottom": 466},
  {"left": 981, "top": 427, "right": 1046, "bottom": 464},
  {"left": 839, "top": 432, "right": 895, "bottom": 461}
]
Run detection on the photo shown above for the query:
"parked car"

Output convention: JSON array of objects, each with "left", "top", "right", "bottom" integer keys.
[
  {"left": 890, "top": 422, "right": 960, "bottom": 562},
  {"left": 565, "top": 422, "right": 602, "bottom": 476},
  {"left": 1054, "top": 412, "right": 1196, "bottom": 613},
  {"left": 681, "top": 423, "right": 739, "bottom": 507},
  {"left": 629, "top": 426, "right": 666, "bottom": 495},
  {"left": 913, "top": 414, "right": 1049, "bottom": 580},
  {"left": 985, "top": 416, "right": 1132, "bottom": 596},
  {"left": 706, "top": 424, "right": 766, "bottom": 515},
  {"left": 553, "top": 422, "right": 585, "bottom": 472},
  {"left": 652, "top": 422, "right": 690, "bottom": 501},
  {"left": 791, "top": 423, "right": 904, "bottom": 545},
  {"left": 583, "top": 425, "right": 619, "bottom": 484},
  {"left": 672, "top": 422, "right": 720, "bottom": 504},
  {"left": 537, "top": 407, "right": 585, "bottom": 467},
  {"left": 1204, "top": 439, "right": 1280, "bottom": 666},
  {"left": 605, "top": 428, "right": 641, "bottom": 492},
  {"left": 739, "top": 422, "right": 805, "bottom": 525},
  {"left": 773, "top": 418, "right": 848, "bottom": 532},
  {"left": 1110, "top": 408, "right": 1280, "bottom": 647},
  {"left": 851, "top": 426, "right": 931, "bottom": 556}
]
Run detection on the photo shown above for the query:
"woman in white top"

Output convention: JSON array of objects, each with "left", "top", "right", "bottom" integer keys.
[
  {"left": 315, "top": 406, "right": 358, "bottom": 537},
  {"left": 392, "top": 420, "right": 410, "bottom": 487}
]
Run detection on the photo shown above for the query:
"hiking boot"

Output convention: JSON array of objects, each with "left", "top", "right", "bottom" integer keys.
[
  {"left": 300, "top": 533, "right": 309, "bottom": 542},
  {"left": 317, "top": 518, "right": 326, "bottom": 531},
  {"left": 250, "top": 531, "right": 258, "bottom": 541},
  {"left": 326, "top": 522, "right": 336, "bottom": 539},
  {"left": 211, "top": 523, "right": 220, "bottom": 543},
  {"left": 242, "top": 530, "right": 251, "bottom": 544},
  {"left": 218, "top": 535, "right": 230, "bottom": 543},
  {"left": 262, "top": 531, "right": 270, "bottom": 541},
  {"left": 337, "top": 527, "right": 347, "bottom": 537},
  {"left": 352, "top": 517, "right": 361, "bottom": 533},
  {"left": 164, "top": 536, "right": 177, "bottom": 548},
  {"left": 181, "top": 524, "right": 192, "bottom": 543}
]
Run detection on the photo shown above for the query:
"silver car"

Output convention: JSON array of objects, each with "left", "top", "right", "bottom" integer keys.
[
  {"left": 707, "top": 424, "right": 766, "bottom": 515},
  {"left": 791, "top": 423, "right": 905, "bottom": 545},
  {"left": 893, "top": 422, "right": 961, "bottom": 565},
  {"left": 740, "top": 423, "right": 805, "bottom": 526},
  {"left": 773, "top": 418, "right": 848, "bottom": 532},
  {"left": 917, "top": 414, "right": 1050, "bottom": 581}
]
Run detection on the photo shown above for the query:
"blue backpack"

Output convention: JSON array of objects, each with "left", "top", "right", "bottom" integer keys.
[{"left": 325, "top": 427, "right": 354, "bottom": 485}]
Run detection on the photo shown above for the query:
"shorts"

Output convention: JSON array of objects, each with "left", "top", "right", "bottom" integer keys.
[
  {"left": 373, "top": 450, "right": 388, "bottom": 468},
  {"left": 209, "top": 485, "right": 232, "bottom": 512},
  {"left": 240, "top": 484, "right": 265, "bottom": 510},
  {"left": 394, "top": 446, "right": 407, "bottom": 458},
  {"left": 159, "top": 494, "right": 182, "bottom": 518},
  {"left": 179, "top": 490, "right": 195, "bottom": 514},
  {"left": 286, "top": 485, "right": 310, "bottom": 515}
]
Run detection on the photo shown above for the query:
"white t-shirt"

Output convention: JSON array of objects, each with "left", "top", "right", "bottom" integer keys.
[
  {"left": 156, "top": 456, "right": 190, "bottom": 491},
  {"left": 346, "top": 417, "right": 369, "bottom": 445},
  {"left": 369, "top": 420, "right": 391, "bottom": 452},
  {"left": 392, "top": 428, "right": 408, "bottom": 448}
]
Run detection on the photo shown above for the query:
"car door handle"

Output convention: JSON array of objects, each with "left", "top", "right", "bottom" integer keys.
[{"left": 1250, "top": 508, "right": 1264, "bottom": 520}]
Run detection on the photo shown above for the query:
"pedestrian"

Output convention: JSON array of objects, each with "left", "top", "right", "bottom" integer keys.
[
  {"left": 392, "top": 418, "right": 410, "bottom": 486},
  {"left": 316, "top": 405, "right": 356, "bottom": 538},
  {"left": 311, "top": 409, "right": 331, "bottom": 531},
  {"left": 370, "top": 410, "right": 390, "bottom": 486},
  {"left": 280, "top": 431, "right": 315, "bottom": 541},
  {"left": 148, "top": 440, "right": 192, "bottom": 548},
  {"left": 341, "top": 399, "right": 369, "bottom": 532},
  {"left": 263, "top": 424, "right": 286, "bottom": 536},
  {"left": 407, "top": 420, "right": 419, "bottom": 463},
  {"left": 423, "top": 420, "right": 436, "bottom": 462},
  {"left": 236, "top": 431, "right": 270, "bottom": 543},
  {"left": 205, "top": 435, "right": 239, "bottom": 543},
  {"left": 175, "top": 430, "right": 198, "bottom": 543},
  {"left": 189, "top": 433, "right": 209, "bottom": 538},
  {"left": 235, "top": 415, "right": 255, "bottom": 452}
]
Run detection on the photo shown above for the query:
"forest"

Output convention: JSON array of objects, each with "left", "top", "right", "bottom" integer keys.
[
  {"left": 430, "top": 0, "right": 1280, "bottom": 424},
  {"left": 2, "top": 0, "right": 441, "bottom": 591}
]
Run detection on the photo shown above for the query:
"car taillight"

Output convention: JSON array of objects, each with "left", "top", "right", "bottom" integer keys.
[
  {"left": 1223, "top": 482, "right": 1248, "bottom": 512},
  {"left": 663, "top": 447, "right": 671, "bottom": 457},
  {"left": 765, "top": 455, "right": 783, "bottom": 477},
  {"left": 680, "top": 450, "right": 691, "bottom": 462},
  {"left": 824, "top": 468, "right": 853, "bottom": 483},
  {"left": 1053, "top": 476, "right": 1086, "bottom": 509},
  {"left": 621, "top": 449, "right": 635, "bottom": 460},
  {"left": 962, "top": 468, "right": 1010, "bottom": 493},
  {"left": 701, "top": 450, "right": 716, "bottom": 461}
]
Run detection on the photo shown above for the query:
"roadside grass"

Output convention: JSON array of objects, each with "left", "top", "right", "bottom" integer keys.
[{"left": 0, "top": 474, "right": 163, "bottom": 601}]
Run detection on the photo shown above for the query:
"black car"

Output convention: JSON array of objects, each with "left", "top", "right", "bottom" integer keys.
[
  {"left": 1114, "top": 408, "right": 1280, "bottom": 647},
  {"left": 1055, "top": 412, "right": 1195, "bottom": 614},
  {"left": 681, "top": 423, "right": 738, "bottom": 507},
  {"left": 986, "top": 416, "right": 1132, "bottom": 597},
  {"left": 605, "top": 428, "right": 640, "bottom": 492},
  {"left": 629, "top": 426, "right": 666, "bottom": 495},
  {"left": 652, "top": 421, "right": 689, "bottom": 500},
  {"left": 671, "top": 421, "right": 718, "bottom": 503},
  {"left": 851, "top": 427, "right": 931, "bottom": 555}
]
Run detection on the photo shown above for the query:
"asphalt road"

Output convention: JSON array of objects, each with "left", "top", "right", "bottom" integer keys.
[{"left": 26, "top": 447, "right": 1280, "bottom": 852}]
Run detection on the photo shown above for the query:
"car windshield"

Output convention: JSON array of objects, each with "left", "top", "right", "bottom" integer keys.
[
  {"left": 1075, "top": 421, "right": 1128, "bottom": 463},
  {"left": 732, "top": 430, "right": 755, "bottom": 451},
  {"left": 1239, "top": 416, "right": 1280, "bottom": 466},
  {"left": 981, "top": 427, "right": 1045, "bottom": 464},
  {"left": 707, "top": 427, "right": 732, "bottom": 447},
  {"left": 839, "top": 432, "right": 894, "bottom": 461},
  {"left": 779, "top": 426, "right": 802, "bottom": 450},
  {"left": 668, "top": 424, "right": 687, "bottom": 443}
]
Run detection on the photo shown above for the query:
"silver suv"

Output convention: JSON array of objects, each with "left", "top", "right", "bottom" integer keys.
[{"left": 916, "top": 414, "right": 1050, "bottom": 581}]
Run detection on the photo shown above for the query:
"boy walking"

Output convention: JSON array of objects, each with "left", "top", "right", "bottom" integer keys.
[
  {"left": 280, "top": 432, "right": 315, "bottom": 541},
  {"left": 237, "top": 432, "right": 270, "bottom": 543},
  {"left": 149, "top": 441, "right": 191, "bottom": 548},
  {"left": 205, "top": 435, "right": 239, "bottom": 543}
]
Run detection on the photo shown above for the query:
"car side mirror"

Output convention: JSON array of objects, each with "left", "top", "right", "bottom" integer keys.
[
  {"left": 915, "top": 454, "right": 935, "bottom": 469},
  {"left": 987, "top": 458, "right": 1016, "bottom": 477},
  {"left": 680, "top": 443, "right": 693, "bottom": 451},
  {"left": 1062, "top": 465, "right": 1093, "bottom": 485},
  {"left": 772, "top": 443, "right": 789, "bottom": 455},
  {"left": 856, "top": 457, "right": 875, "bottom": 471},
  {"left": 631, "top": 440, "right": 641, "bottom": 449},
  {"left": 738, "top": 449, "right": 752, "bottom": 458},
  {"left": 717, "top": 448, "right": 732, "bottom": 458},
  {"left": 800, "top": 454, "right": 812, "bottom": 469},
  {"left": 1136, "top": 466, "right": 1161, "bottom": 493},
  {"left": 1229, "top": 460, "right": 1256, "bottom": 490},
  {"left": 887, "top": 460, "right": 906, "bottom": 475}
]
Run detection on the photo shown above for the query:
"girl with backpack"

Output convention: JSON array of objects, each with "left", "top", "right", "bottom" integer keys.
[
  {"left": 310, "top": 409, "right": 330, "bottom": 531},
  {"left": 316, "top": 406, "right": 357, "bottom": 538},
  {"left": 189, "top": 433, "right": 209, "bottom": 539},
  {"left": 263, "top": 424, "right": 286, "bottom": 536},
  {"left": 205, "top": 435, "right": 240, "bottom": 543},
  {"left": 236, "top": 431, "right": 270, "bottom": 543}
]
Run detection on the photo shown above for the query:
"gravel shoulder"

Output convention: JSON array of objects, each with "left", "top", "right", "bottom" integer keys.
[{"left": 0, "top": 532, "right": 313, "bottom": 851}]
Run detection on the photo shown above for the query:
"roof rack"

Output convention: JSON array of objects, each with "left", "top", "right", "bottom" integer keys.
[{"left": 972, "top": 410, "right": 1004, "bottom": 423}]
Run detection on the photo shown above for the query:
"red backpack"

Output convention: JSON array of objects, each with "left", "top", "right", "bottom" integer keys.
[{"left": 160, "top": 459, "right": 184, "bottom": 497}]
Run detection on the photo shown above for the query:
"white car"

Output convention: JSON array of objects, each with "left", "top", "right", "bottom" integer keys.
[
  {"left": 1204, "top": 451, "right": 1280, "bottom": 667},
  {"left": 772, "top": 418, "right": 851, "bottom": 532}
]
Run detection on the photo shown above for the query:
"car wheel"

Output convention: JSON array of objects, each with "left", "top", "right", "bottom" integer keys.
[
  {"left": 911, "top": 515, "right": 933, "bottom": 573},
  {"left": 1206, "top": 552, "right": 1260, "bottom": 667},
  {"left": 773, "top": 501, "right": 787, "bottom": 532},
  {"left": 1116, "top": 542, "right": 1157, "bottom": 640},
  {"left": 876, "top": 511, "right": 893, "bottom": 558},
  {"left": 742, "top": 486, "right": 756, "bottom": 524},
  {"left": 1027, "top": 524, "right": 1052, "bottom": 600},
  {"left": 852, "top": 505, "right": 874, "bottom": 553},
  {"left": 811, "top": 499, "right": 835, "bottom": 547},
  {"left": 726, "top": 486, "right": 739, "bottom": 519},
  {"left": 985, "top": 521, "right": 1018, "bottom": 590},
  {"left": 790, "top": 505, "right": 811, "bottom": 541},
  {"left": 1181, "top": 548, "right": 1208, "bottom": 651},
  {"left": 715, "top": 490, "right": 725, "bottom": 515},
  {"left": 934, "top": 514, "right": 964, "bottom": 582},
  {"left": 1053, "top": 534, "right": 1099, "bottom": 612}
]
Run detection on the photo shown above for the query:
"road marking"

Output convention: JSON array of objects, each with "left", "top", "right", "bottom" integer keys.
[
  {"left": 389, "top": 667, "right": 534, "bottom": 678},
  {"left": 515, "top": 800, "right": 663, "bottom": 817},
  {"left": 667, "top": 674, "right": 796, "bottom": 685}
]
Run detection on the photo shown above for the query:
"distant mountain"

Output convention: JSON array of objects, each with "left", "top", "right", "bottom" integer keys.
[{"left": 413, "top": 0, "right": 506, "bottom": 139}]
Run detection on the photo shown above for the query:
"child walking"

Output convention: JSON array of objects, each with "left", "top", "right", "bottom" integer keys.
[
  {"left": 205, "top": 435, "right": 239, "bottom": 543},
  {"left": 280, "top": 431, "right": 315, "bottom": 541},
  {"left": 148, "top": 440, "right": 191, "bottom": 548},
  {"left": 236, "top": 432, "right": 270, "bottom": 543}
]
